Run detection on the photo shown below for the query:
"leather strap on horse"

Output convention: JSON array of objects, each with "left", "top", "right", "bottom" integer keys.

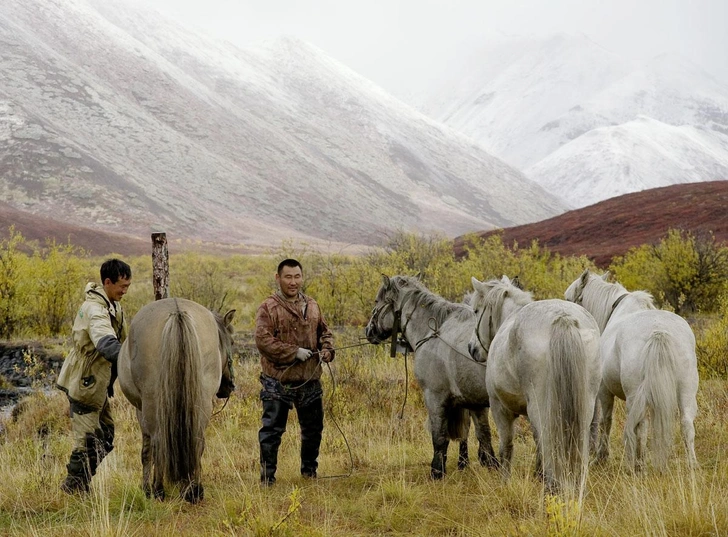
[
  {"left": 605, "top": 293, "right": 628, "bottom": 326},
  {"left": 390, "top": 308, "right": 402, "bottom": 358}
]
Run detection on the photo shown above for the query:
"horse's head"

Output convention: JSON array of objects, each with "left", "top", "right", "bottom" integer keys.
[
  {"left": 215, "top": 309, "right": 236, "bottom": 364},
  {"left": 468, "top": 275, "right": 532, "bottom": 362},
  {"left": 565, "top": 269, "right": 595, "bottom": 305},
  {"left": 365, "top": 274, "right": 412, "bottom": 344}
]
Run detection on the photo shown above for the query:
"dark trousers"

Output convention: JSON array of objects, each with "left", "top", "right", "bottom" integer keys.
[{"left": 258, "top": 376, "right": 324, "bottom": 482}]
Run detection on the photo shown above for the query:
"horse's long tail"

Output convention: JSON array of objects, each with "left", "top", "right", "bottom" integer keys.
[
  {"left": 544, "top": 314, "right": 591, "bottom": 490},
  {"left": 157, "top": 305, "right": 204, "bottom": 487},
  {"left": 624, "top": 331, "right": 678, "bottom": 469}
]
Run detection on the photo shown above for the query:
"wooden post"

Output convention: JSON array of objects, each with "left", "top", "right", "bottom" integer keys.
[{"left": 152, "top": 232, "right": 169, "bottom": 300}]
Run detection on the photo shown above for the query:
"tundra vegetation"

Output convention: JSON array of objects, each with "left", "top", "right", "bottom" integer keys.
[{"left": 1, "top": 226, "right": 727, "bottom": 536}]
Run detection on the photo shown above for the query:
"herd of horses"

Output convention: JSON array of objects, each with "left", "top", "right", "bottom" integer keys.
[
  {"left": 114, "top": 270, "right": 699, "bottom": 502},
  {"left": 365, "top": 271, "right": 699, "bottom": 492}
]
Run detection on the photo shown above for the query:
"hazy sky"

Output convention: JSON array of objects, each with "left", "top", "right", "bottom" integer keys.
[{"left": 137, "top": 0, "right": 728, "bottom": 97}]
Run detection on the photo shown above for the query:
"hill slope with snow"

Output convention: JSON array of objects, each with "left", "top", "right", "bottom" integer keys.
[
  {"left": 0, "top": 0, "right": 564, "bottom": 249},
  {"left": 421, "top": 34, "right": 728, "bottom": 207}
]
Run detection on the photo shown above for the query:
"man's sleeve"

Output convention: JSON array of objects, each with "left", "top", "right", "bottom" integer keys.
[{"left": 88, "top": 306, "right": 121, "bottom": 363}]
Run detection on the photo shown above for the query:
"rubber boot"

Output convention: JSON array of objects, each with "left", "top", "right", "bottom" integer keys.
[
  {"left": 259, "top": 399, "right": 289, "bottom": 485},
  {"left": 298, "top": 398, "right": 324, "bottom": 478},
  {"left": 60, "top": 450, "right": 91, "bottom": 494}
]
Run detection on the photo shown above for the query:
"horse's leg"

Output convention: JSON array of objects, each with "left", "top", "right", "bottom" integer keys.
[
  {"left": 472, "top": 408, "right": 498, "bottom": 468},
  {"left": 596, "top": 388, "right": 614, "bottom": 463},
  {"left": 635, "top": 417, "right": 648, "bottom": 474},
  {"left": 430, "top": 414, "right": 449, "bottom": 479},
  {"left": 425, "top": 394, "right": 450, "bottom": 479},
  {"left": 141, "top": 431, "right": 152, "bottom": 497},
  {"left": 623, "top": 394, "right": 643, "bottom": 474},
  {"left": 151, "top": 433, "right": 166, "bottom": 500},
  {"left": 679, "top": 387, "right": 699, "bottom": 469},
  {"left": 589, "top": 398, "right": 600, "bottom": 455},
  {"left": 490, "top": 399, "right": 516, "bottom": 480},
  {"left": 529, "top": 420, "right": 544, "bottom": 481},
  {"left": 182, "top": 435, "right": 205, "bottom": 504},
  {"left": 457, "top": 414, "right": 470, "bottom": 471},
  {"left": 136, "top": 408, "right": 153, "bottom": 498}
]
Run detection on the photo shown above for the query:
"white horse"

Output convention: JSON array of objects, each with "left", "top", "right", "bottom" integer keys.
[
  {"left": 365, "top": 275, "right": 497, "bottom": 479},
  {"left": 565, "top": 270, "right": 699, "bottom": 472},
  {"left": 468, "top": 276, "right": 601, "bottom": 490}
]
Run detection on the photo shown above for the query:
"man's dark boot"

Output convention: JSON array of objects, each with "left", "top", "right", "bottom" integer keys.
[
  {"left": 259, "top": 399, "right": 289, "bottom": 486},
  {"left": 299, "top": 398, "right": 324, "bottom": 478},
  {"left": 61, "top": 450, "right": 91, "bottom": 494}
]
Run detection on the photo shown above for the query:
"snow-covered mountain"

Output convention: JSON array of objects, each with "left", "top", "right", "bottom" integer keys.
[
  {"left": 0, "top": 0, "right": 564, "bottom": 249},
  {"left": 421, "top": 34, "right": 728, "bottom": 207},
  {"left": 528, "top": 117, "right": 728, "bottom": 207}
]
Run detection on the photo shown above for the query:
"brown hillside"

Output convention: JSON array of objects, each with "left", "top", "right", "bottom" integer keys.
[
  {"left": 454, "top": 181, "right": 728, "bottom": 266},
  {"left": 0, "top": 201, "right": 150, "bottom": 256}
]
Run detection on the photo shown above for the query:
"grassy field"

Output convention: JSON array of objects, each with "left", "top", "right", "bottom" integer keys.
[{"left": 1, "top": 334, "right": 726, "bottom": 536}]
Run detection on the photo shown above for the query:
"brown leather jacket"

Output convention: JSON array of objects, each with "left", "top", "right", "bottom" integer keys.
[{"left": 255, "top": 292, "right": 335, "bottom": 383}]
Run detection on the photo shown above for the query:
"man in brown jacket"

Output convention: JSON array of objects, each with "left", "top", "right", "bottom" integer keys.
[{"left": 254, "top": 258, "right": 335, "bottom": 486}]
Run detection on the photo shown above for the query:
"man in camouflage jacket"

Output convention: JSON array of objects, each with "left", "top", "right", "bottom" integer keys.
[
  {"left": 56, "top": 259, "right": 131, "bottom": 493},
  {"left": 255, "top": 258, "right": 335, "bottom": 485}
]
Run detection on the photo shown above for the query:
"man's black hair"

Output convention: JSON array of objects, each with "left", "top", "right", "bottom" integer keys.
[
  {"left": 100, "top": 258, "right": 132, "bottom": 283},
  {"left": 277, "top": 258, "right": 303, "bottom": 274}
]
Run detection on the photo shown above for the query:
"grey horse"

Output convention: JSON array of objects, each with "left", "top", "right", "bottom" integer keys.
[{"left": 365, "top": 275, "right": 497, "bottom": 479}]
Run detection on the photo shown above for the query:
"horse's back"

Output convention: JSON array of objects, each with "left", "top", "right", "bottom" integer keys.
[{"left": 487, "top": 299, "right": 600, "bottom": 415}]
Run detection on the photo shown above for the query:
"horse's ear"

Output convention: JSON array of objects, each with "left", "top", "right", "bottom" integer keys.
[
  {"left": 601, "top": 271, "right": 610, "bottom": 281},
  {"left": 500, "top": 275, "right": 510, "bottom": 284},
  {"left": 223, "top": 309, "right": 236, "bottom": 326},
  {"left": 511, "top": 276, "right": 522, "bottom": 290},
  {"left": 414, "top": 271, "right": 422, "bottom": 280},
  {"left": 471, "top": 276, "right": 484, "bottom": 292},
  {"left": 580, "top": 269, "right": 590, "bottom": 286},
  {"left": 381, "top": 274, "right": 390, "bottom": 287}
]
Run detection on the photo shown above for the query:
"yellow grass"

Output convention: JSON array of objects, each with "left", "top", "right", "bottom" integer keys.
[{"left": 1, "top": 339, "right": 727, "bottom": 536}]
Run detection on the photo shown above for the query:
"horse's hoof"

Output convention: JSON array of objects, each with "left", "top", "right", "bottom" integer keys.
[
  {"left": 457, "top": 459, "right": 469, "bottom": 471},
  {"left": 480, "top": 454, "right": 499, "bottom": 469},
  {"left": 430, "top": 469, "right": 445, "bottom": 480},
  {"left": 153, "top": 487, "right": 165, "bottom": 501},
  {"left": 183, "top": 483, "right": 204, "bottom": 503}
]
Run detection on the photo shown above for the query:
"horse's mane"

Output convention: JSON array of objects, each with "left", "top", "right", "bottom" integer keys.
[
  {"left": 391, "top": 275, "right": 472, "bottom": 326},
  {"left": 583, "top": 273, "right": 656, "bottom": 326},
  {"left": 477, "top": 277, "right": 533, "bottom": 330}
]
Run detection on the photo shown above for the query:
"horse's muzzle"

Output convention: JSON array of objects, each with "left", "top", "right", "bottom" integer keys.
[
  {"left": 364, "top": 324, "right": 388, "bottom": 345},
  {"left": 468, "top": 341, "right": 485, "bottom": 363}
]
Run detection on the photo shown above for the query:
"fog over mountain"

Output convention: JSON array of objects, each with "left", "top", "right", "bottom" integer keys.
[
  {"left": 0, "top": 0, "right": 564, "bottom": 249},
  {"left": 421, "top": 34, "right": 728, "bottom": 207}
]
